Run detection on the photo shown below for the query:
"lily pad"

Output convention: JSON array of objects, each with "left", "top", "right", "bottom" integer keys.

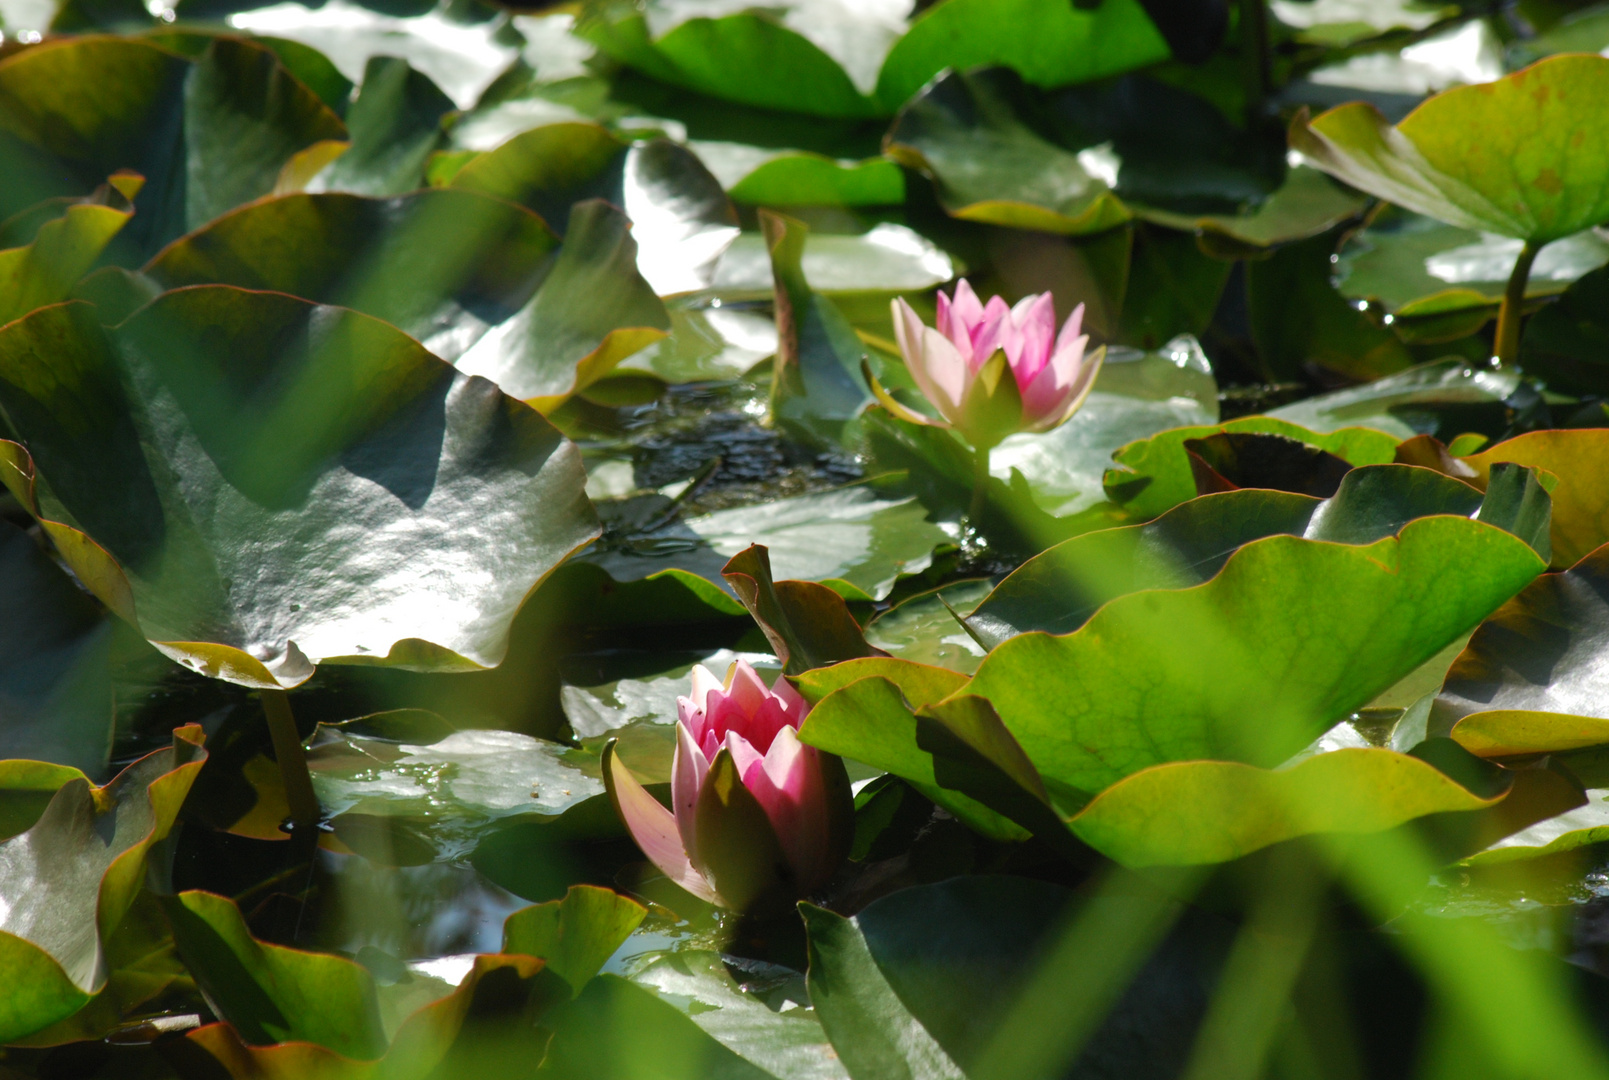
[
  {"left": 630, "top": 950, "right": 850, "bottom": 1080},
  {"left": 1334, "top": 208, "right": 1609, "bottom": 326},
  {"left": 0, "top": 36, "right": 347, "bottom": 256},
  {"left": 0, "top": 198, "right": 132, "bottom": 326},
  {"left": 581, "top": 485, "right": 949, "bottom": 601},
  {"left": 226, "top": 0, "right": 520, "bottom": 110},
  {"left": 969, "top": 463, "right": 1530, "bottom": 648},
  {"left": 1265, "top": 357, "right": 1520, "bottom": 441},
  {"left": 1519, "top": 263, "right": 1609, "bottom": 394},
  {"left": 455, "top": 199, "right": 670, "bottom": 411},
  {"left": 1461, "top": 429, "right": 1609, "bottom": 567},
  {"left": 503, "top": 885, "right": 646, "bottom": 994},
  {"left": 1291, "top": 54, "right": 1609, "bottom": 244},
  {"left": 876, "top": 0, "right": 1170, "bottom": 113},
  {"left": 1102, "top": 417, "right": 1400, "bottom": 521},
  {"left": 711, "top": 223, "right": 955, "bottom": 296},
  {"left": 1067, "top": 748, "right": 1505, "bottom": 866},
  {"left": 143, "top": 188, "right": 561, "bottom": 363},
  {"left": 702, "top": 146, "right": 905, "bottom": 207},
  {"left": 448, "top": 122, "right": 739, "bottom": 295},
  {"left": 0, "top": 288, "right": 600, "bottom": 688},
  {"left": 965, "top": 516, "right": 1544, "bottom": 802},
  {"left": 1438, "top": 543, "right": 1609, "bottom": 755},
  {"left": 0, "top": 725, "right": 205, "bottom": 1042},
  {"left": 307, "top": 56, "right": 455, "bottom": 197},
  {"left": 0, "top": 519, "right": 116, "bottom": 775}
]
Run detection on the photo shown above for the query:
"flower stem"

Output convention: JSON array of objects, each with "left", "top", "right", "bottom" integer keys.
[
  {"left": 262, "top": 688, "right": 320, "bottom": 833},
  {"left": 969, "top": 444, "right": 992, "bottom": 533},
  {"left": 1493, "top": 240, "right": 1541, "bottom": 369}
]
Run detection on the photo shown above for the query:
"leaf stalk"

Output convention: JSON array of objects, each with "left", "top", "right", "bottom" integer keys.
[
  {"left": 1493, "top": 240, "right": 1541, "bottom": 369},
  {"left": 262, "top": 688, "right": 321, "bottom": 832}
]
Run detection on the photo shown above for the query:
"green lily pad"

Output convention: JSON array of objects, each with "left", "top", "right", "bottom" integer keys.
[
  {"left": 1461, "top": 787, "right": 1609, "bottom": 865},
  {"left": 448, "top": 121, "right": 739, "bottom": 295},
  {"left": 1291, "top": 54, "right": 1609, "bottom": 244},
  {"left": 1438, "top": 543, "right": 1609, "bottom": 756},
  {"left": 1519, "top": 263, "right": 1609, "bottom": 394},
  {"left": 1270, "top": 0, "right": 1454, "bottom": 46},
  {"left": 225, "top": 0, "right": 520, "bottom": 110},
  {"left": 540, "top": 972, "right": 778, "bottom": 1079},
  {"left": 876, "top": 0, "right": 1170, "bottom": 113},
  {"left": 1508, "top": 3, "right": 1609, "bottom": 68},
  {"left": 702, "top": 146, "right": 904, "bottom": 207},
  {"left": 166, "top": 889, "right": 388, "bottom": 1057},
  {"left": 863, "top": 580, "right": 993, "bottom": 676},
  {"left": 308, "top": 56, "right": 455, "bottom": 197},
  {"left": 1334, "top": 208, "right": 1609, "bottom": 323},
  {"left": 578, "top": 2, "right": 886, "bottom": 120},
  {"left": 887, "top": 68, "right": 1362, "bottom": 246},
  {"left": 503, "top": 885, "right": 646, "bottom": 994},
  {"left": 1102, "top": 417, "right": 1400, "bottom": 521},
  {"left": 1461, "top": 429, "right": 1609, "bottom": 567},
  {"left": 1265, "top": 357, "right": 1520, "bottom": 441},
  {"left": 629, "top": 950, "right": 850, "bottom": 1080},
  {"left": 455, "top": 199, "right": 670, "bottom": 411},
  {"left": 0, "top": 198, "right": 131, "bottom": 326},
  {"left": 1068, "top": 748, "right": 1505, "bottom": 866},
  {"left": 711, "top": 224, "right": 955, "bottom": 296},
  {"left": 969, "top": 463, "right": 1531, "bottom": 648},
  {"left": 0, "top": 519, "right": 116, "bottom": 776},
  {"left": 0, "top": 288, "right": 600, "bottom": 689},
  {"left": 0, "top": 725, "right": 205, "bottom": 1042},
  {"left": 3, "top": 36, "right": 346, "bottom": 258},
  {"left": 143, "top": 188, "right": 560, "bottom": 362},
  {"left": 308, "top": 727, "right": 603, "bottom": 857},
  {"left": 581, "top": 485, "right": 949, "bottom": 601},
  {"left": 966, "top": 516, "right": 1544, "bottom": 802}
]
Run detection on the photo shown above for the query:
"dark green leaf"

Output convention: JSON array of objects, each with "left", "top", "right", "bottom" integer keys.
[
  {"left": 144, "top": 188, "right": 561, "bottom": 361},
  {"left": 1183, "top": 432, "right": 1355, "bottom": 498},
  {"left": 312, "top": 56, "right": 455, "bottom": 196}
]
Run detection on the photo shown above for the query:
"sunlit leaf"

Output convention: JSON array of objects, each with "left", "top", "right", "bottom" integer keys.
[
  {"left": 966, "top": 517, "right": 1543, "bottom": 801},
  {"left": 449, "top": 121, "right": 738, "bottom": 294},
  {"left": 1461, "top": 429, "right": 1609, "bottom": 567},
  {"left": 1291, "top": 54, "right": 1609, "bottom": 244},
  {"left": 0, "top": 725, "right": 205, "bottom": 1042},
  {"left": 503, "top": 884, "right": 645, "bottom": 994},
  {"left": 0, "top": 289, "right": 600, "bottom": 688}
]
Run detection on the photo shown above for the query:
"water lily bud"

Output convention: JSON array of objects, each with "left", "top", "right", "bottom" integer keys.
[
  {"left": 868, "top": 279, "right": 1105, "bottom": 449},
  {"left": 603, "top": 660, "right": 853, "bottom": 913}
]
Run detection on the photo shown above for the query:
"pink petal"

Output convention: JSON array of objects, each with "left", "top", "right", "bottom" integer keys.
[
  {"left": 950, "top": 279, "right": 984, "bottom": 334},
  {"left": 672, "top": 719, "right": 710, "bottom": 865},
  {"left": 770, "top": 673, "right": 809, "bottom": 724},
  {"left": 1054, "top": 302, "right": 1086, "bottom": 355},
  {"left": 891, "top": 298, "right": 925, "bottom": 368},
  {"left": 1024, "top": 341, "right": 1103, "bottom": 433},
  {"left": 606, "top": 745, "right": 719, "bottom": 905},
  {"left": 741, "top": 727, "right": 835, "bottom": 892},
  {"left": 688, "top": 664, "right": 724, "bottom": 714},
  {"left": 725, "top": 661, "right": 770, "bottom": 720},
  {"left": 934, "top": 289, "right": 953, "bottom": 343},
  {"left": 917, "top": 328, "right": 971, "bottom": 423},
  {"left": 724, "top": 729, "right": 765, "bottom": 780},
  {"left": 1009, "top": 293, "right": 1057, "bottom": 386}
]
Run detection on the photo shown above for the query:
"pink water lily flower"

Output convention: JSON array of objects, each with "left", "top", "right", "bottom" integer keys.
[
  {"left": 603, "top": 660, "right": 852, "bottom": 913},
  {"left": 872, "top": 279, "right": 1104, "bottom": 448}
]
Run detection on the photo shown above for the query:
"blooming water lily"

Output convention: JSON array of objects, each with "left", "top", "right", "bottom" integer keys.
[
  {"left": 603, "top": 660, "right": 853, "bottom": 913},
  {"left": 866, "top": 280, "right": 1104, "bottom": 532}
]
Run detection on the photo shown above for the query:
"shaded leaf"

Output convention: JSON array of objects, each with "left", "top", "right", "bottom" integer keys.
[
  {"left": 144, "top": 188, "right": 560, "bottom": 362},
  {"left": 0, "top": 519, "right": 116, "bottom": 775},
  {"left": 1102, "top": 417, "right": 1399, "bottom": 520},
  {"left": 0, "top": 289, "right": 599, "bottom": 688},
  {"left": 1184, "top": 432, "right": 1355, "bottom": 498},
  {"left": 165, "top": 889, "right": 388, "bottom": 1057},
  {"left": 1521, "top": 263, "right": 1609, "bottom": 394},
  {"left": 631, "top": 950, "right": 851, "bottom": 1080},
  {"left": 1265, "top": 356, "right": 1520, "bottom": 442},
  {"left": 310, "top": 56, "right": 455, "bottom": 197}
]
